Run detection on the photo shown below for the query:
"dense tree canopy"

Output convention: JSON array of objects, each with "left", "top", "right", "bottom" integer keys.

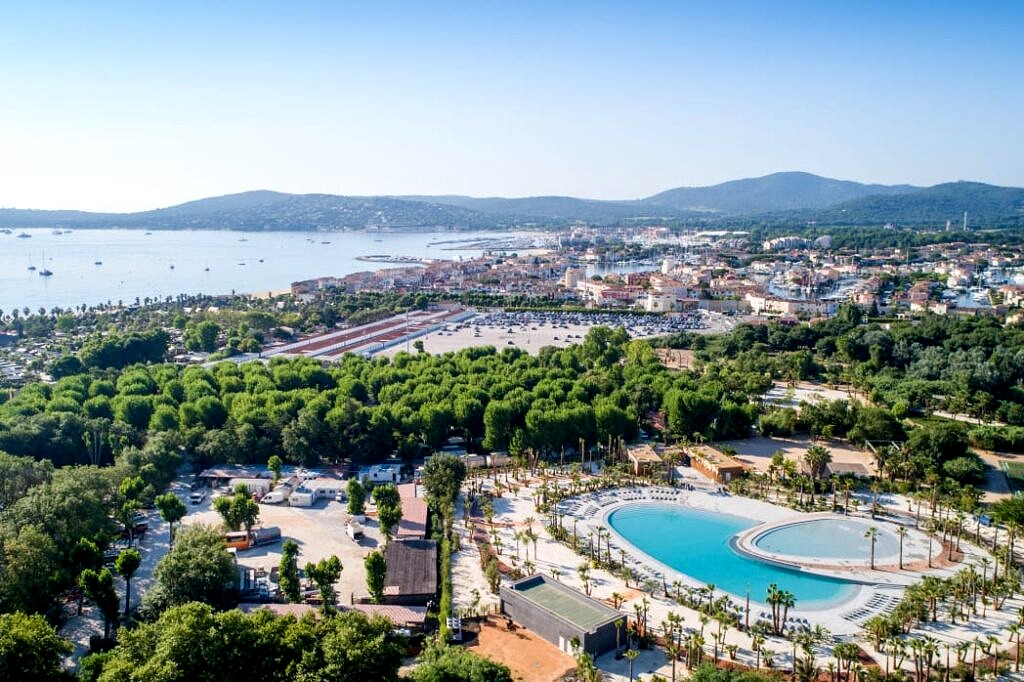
[{"left": 87, "top": 602, "right": 404, "bottom": 682}]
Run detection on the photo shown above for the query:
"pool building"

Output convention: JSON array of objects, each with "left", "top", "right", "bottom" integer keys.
[
  {"left": 501, "top": 575, "right": 622, "bottom": 657},
  {"left": 690, "top": 445, "right": 746, "bottom": 483}
]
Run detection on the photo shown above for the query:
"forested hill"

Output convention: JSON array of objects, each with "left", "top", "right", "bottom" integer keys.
[
  {"left": 793, "top": 182, "right": 1024, "bottom": 227},
  {"left": 1, "top": 174, "right": 1021, "bottom": 229}
]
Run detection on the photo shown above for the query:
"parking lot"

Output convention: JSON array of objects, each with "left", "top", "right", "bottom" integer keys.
[{"left": 183, "top": 493, "right": 387, "bottom": 606}]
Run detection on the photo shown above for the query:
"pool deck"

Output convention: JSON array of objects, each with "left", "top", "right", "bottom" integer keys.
[
  {"left": 559, "top": 478, "right": 988, "bottom": 636},
  {"left": 731, "top": 513, "right": 934, "bottom": 573},
  {"left": 454, "top": 469, "right": 1014, "bottom": 680}
]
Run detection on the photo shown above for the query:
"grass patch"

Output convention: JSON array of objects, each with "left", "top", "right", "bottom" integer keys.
[{"left": 1001, "top": 461, "right": 1024, "bottom": 493}]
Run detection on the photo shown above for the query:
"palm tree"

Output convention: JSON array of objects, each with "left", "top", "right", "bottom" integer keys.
[
  {"left": 803, "top": 444, "right": 832, "bottom": 505},
  {"left": 624, "top": 648, "right": 639, "bottom": 681},
  {"left": 753, "top": 633, "right": 766, "bottom": 669},
  {"left": 577, "top": 562, "right": 592, "bottom": 596},
  {"left": 865, "top": 527, "right": 879, "bottom": 570},
  {"left": 1008, "top": 622, "right": 1022, "bottom": 672},
  {"left": 897, "top": 526, "right": 908, "bottom": 570}
]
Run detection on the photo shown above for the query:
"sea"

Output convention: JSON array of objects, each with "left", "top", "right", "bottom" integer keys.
[{"left": 0, "top": 228, "right": 515, "bottom": 312}]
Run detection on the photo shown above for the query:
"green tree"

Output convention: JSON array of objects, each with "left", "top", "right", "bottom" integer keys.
[
  {"left": 154, "top": 491, "right": 186, "bottom": 544},
  {"left": 347, "top": 478, "right": 366, "bottom": 516},
  {"left": 421, "top": 453, "right": 467, "bottom": 512},
  {"left": 0, "top": 611, "right": 72, "bottom": 681},
  {"left": 409, "top": 638, "right": 513, "bottom": 682},
  {"left": 144, "top": 524, "right": 238, "bottom": 612},
  {"left": 80, "top": 567, "right": 120, "bottom": 639},
  {"left": 373, "top": 483, "right": 403, "bottom": 543},
  {"left": 306, "top": 555, "right": 342, "bottom": 611},
  {"left": 268, "top": 454, "right": 283, "bottom": 484},
  {"left": 0, "top": 524, "right": 61, "bottom": 615},
  {"left": 115, "top": 548, "right": 142, "bottom": 620},
  {"left": 184, "top": 320, "right": 221, "bottom": 353},
  {"left": 213, "top": 484, "right": 261, "bottom": 535},
  {"left": 279, "top": 539, "right": 301, "bottom": 603},
  {"left": 365, "top": 550, "right": 387, "bottom": 604},
  {"left": 93, "top": 602, "right": 403, "bottom": 682}
]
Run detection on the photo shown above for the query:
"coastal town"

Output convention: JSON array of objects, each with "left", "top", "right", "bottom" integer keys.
[
  {"left": 3, "top": 2, "right": 1024, "bottom": 681},
  {"left": 3, "top": 218, "right": 1024, "bottom": 681}
]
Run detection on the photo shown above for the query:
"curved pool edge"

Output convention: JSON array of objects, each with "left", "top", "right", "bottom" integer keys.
[
  {"left": 733, "top": 513, "right": 936, "bottom": 573},
  {"left": 592, "top": 495, "right": 914, "bottom": 622}
]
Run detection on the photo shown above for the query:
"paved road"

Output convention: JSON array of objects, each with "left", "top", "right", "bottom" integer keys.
[{"left": 60, "top": 478, "right": 187, "bottom": 664}]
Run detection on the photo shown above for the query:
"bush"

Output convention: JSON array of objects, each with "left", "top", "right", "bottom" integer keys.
[{"left": 969, "top": 425, "right": 1024, "bottom": 453}]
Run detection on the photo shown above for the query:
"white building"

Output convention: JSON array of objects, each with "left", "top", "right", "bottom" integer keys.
[
  {"left": 288, "top": 478, "right": 345, "bottom": 508},
  {"left": 359, "top": 463, "right": 403, "bottom": 485}
]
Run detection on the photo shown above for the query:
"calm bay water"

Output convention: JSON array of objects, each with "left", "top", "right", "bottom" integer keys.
[{"left": 0, "top": 228, "right": 506, "bottom": 312}]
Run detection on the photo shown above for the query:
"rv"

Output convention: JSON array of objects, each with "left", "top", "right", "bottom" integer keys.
[{"left": 346, "top": 521, "right": 364, "bottom": 541}]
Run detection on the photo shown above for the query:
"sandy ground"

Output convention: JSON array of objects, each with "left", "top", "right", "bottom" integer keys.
[
  {"left": 184, "top": 495, "right": 382, "bottom": 606},
  {"left": 764, "top": 381, "right": 868, "bottom": 409},
  {"left": 717, "top": 435, "right": 877, "bottom": 476},
  {"left": 467, "top": 616, "right": 575, "bottom": 682}
]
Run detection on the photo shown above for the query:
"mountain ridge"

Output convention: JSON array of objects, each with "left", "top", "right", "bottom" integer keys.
[{"left": 1, "top": 172, "right": 1020, "bottom": 230}]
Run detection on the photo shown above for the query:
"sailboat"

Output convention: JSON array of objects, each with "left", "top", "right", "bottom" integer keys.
[
  {"left": 27, "top": 256, "right": 36, "bottom": 271},
  {"left": 38, "top": 252, "right": 53, "bottom": 277}
]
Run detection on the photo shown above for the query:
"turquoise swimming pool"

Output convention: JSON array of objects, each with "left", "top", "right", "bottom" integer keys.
[
  {"left": 607, "top": 503, "right": 860, "bottom": 607},
  {"left": 753, "top": 518, "right": 900, "bottom": 560}
]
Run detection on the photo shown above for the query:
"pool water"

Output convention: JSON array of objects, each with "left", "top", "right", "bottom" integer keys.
[
  {"left": 754, "top": 518, "right": 900, "bottom": 560},
  {"left": 607, "top": 504, "right": 859, "bottom": 607}
]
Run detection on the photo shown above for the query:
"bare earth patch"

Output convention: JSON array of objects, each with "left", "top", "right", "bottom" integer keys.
[{"left": 467, "top": 616, "right": 575, "bottom": 682}]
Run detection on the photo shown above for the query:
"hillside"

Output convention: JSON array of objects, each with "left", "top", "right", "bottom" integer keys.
[
  {"left": 643, "top": 171, "right": 917, "bottom": 214},
  {"left": 0, "top": 174, "right": 1021, "bottom": 230},
  {"left": 802, "top": 181, "right": 1024, "bottom": 226}
]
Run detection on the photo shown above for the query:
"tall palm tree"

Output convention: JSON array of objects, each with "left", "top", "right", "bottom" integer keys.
[
  {"left": 865, "top": 527, "right": 879, "bottom": 570},
  {"left": 1008, "top": 622, "right": 1022, "bottom": 673},
  {"left": 624, "top": 648, "right": 638, "bottom": 681},
  {"left": 897, "top": 526, "right": 908, "bottom": 570},
  {"left": 803, "top": 444, "right": 832, "bottom": 506}
]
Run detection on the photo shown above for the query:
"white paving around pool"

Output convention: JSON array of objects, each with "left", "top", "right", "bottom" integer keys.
[{"left": 453, "top": 466, "right": 1014, "bottom": 680}]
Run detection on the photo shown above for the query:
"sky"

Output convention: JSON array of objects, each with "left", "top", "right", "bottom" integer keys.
[{"left": 1, "top": 1, "right": 1022, "bottom": 212}]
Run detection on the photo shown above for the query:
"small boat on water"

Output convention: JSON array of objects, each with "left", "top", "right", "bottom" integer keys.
[
  {"left": 27, "top": 255, "right": 36, "bottom": 271},
  {"left": 17, "top": 232, "right": 30, "bottom": 238},
  {"left": 94, "top": 259, "right": 103, "bottom": 265},
  {"left": 38, "top": 252, "right": 52, "bottom": 277}
]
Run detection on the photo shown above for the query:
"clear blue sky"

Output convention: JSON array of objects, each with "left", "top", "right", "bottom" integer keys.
[{"left": 1, "top": 1, "right": 1021, "bottom": 211}]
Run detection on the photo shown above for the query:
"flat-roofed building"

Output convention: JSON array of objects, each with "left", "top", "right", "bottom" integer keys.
[
  {"left": 500, "top": 575, "right": 621, "bottom": 657},
  {"left": 383, "top": 539, "right": 438, "bottom": 606},
  {"left": 288, "top": 477, "right": 344, "bottom": 507},
  {"left": 397, "top": 483, "right": 428, "bottom": 540},
  {"left": 626, "top": 444, "right": 662, "bottom": 476},
  {"left": 690, "top": 445, "right": 746, "bottom": 483}
]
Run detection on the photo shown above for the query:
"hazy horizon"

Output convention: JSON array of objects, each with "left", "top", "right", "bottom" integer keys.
[{"left": 2, "top": 1, "right": 1021, "bottom": 212}]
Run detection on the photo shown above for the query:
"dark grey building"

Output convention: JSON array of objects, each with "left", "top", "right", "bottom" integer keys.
[
  {"left": 383, "top": 539, "right": 437, "bottom": 606},
  {"left": 500, "top": 574, "right": 622, "bottom": 658}
]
